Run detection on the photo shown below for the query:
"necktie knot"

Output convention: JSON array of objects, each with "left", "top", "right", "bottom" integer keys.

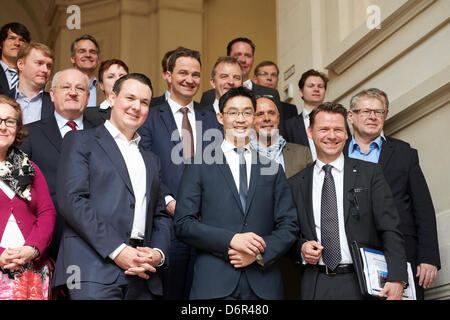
[
  {"left": 322, "top": 164, "right": 333, "bottom": 174},
  {"left": 180, "top": 107, "right": 189, "bottom": 115},
  {"left": 67, "top": 120, "right": 77, "bottom": 131}
]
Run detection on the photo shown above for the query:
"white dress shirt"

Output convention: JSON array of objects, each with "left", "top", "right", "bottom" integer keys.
[
  {"left": 54, "top": 111, "right": 84, "bottom": 138},
  {"left": 243, "top": 79, "right": 253, "bottom": 90},
  {"left": 221, "top": 139, "right": 252, "bottom": 191},
  {"left": 312, "top": 153, "right": 352, "bottom": 265},
  {"left": 99, "top": 99, "right": 111, "bottom": 110},
  {"left": 213, "top": 98, "right": 220, "bottom": 114},
  {"left": 302, "top": 108, "right": 317, "bottom": 161}
]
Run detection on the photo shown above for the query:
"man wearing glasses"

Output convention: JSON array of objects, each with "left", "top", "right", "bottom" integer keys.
[
  {"left": 346, "top": 88, "right": 440, "bottom": 300},
  {"left": 174, "top": 87, "right": 298, "bottom": 300}
]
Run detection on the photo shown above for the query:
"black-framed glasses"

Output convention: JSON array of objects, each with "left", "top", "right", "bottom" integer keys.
[
  {"left": 352, "top": 108, "right": 386, "bottom": 117},
  {"left": 0, "top": 118, "right": 18, "bottom": 128},
  {"left": 222, "top": 111, "right": 254, "bottom": 118}
]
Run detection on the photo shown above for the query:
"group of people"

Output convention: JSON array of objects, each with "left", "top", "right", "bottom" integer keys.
[{"left": 0, "top": 21, "right": 440, "bottom": 301}]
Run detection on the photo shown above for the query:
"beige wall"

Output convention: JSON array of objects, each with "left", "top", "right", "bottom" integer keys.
[{"left": 277, "top": 0, "right": 450, "bottom": 299}]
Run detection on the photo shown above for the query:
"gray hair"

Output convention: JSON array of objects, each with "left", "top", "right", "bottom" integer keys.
[
  {"left": 349, "top": 89, "right": 387, "bottom": 110},
  {"left": 51, "top": 69, "right": 90, "bottom": 89}
]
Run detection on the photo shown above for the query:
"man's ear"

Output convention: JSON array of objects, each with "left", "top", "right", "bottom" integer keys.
[
  {"left": 108, "top": 90, "right": 116, "bottom": 107},
  {"left": 216, "top": 112, "right": 223, "bottom": 125},
  {"left": 307, "top": 125, "right": 313, "bottom": 139},
  {"left": 210, "top": 78, "right": 216, "bottom": 90}
]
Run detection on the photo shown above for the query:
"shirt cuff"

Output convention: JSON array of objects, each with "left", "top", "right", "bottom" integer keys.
[
  {"left": 153, "top": 248, "right": 165, "bottom": 267},
  {"left": 109, "top": 243, "right": 127, "bottom": 261},
  {"left": 165, "top": 195, "right": 175, "bottom": 206}
]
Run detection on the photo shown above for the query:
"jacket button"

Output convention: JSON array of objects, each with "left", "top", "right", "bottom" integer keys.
[
  {"left": 243, "top": 221, "right": 247, "bottom": 227},
  {"left": 130, "top": 203, "right": 135, "bottom": 209}
]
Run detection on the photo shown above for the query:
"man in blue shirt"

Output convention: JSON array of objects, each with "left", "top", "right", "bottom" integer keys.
[{"left": 346, "top": 88, "right": 440, "bottom": 300}]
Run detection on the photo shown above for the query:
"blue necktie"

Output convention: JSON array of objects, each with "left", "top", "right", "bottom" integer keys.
[
  {"left": 235, "top": 147, "right": 248, "bottom": 211},
  {"left": 8, "top": 69, "right": 18, "bottom": 89},
  {"left": 321, "top": 164, "right": 341, "bottom": 271}
]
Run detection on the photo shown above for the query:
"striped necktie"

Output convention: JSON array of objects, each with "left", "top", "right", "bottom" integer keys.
[{"left": 7, "top": 69, "right": 18, "bottom": 89}]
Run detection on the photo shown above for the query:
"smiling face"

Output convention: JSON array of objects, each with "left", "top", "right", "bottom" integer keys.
[
  {"left": 17, "top": 48, "right": 53, "bottom": 90},
  {"left": 308, "top": 111, "right": 348, "bottom": 163},
  {"left": 0, "top": 103, "right": 18, "bottom": 156},
  {"left": 253, "top": 64, "right": 279, "bottom": 89},
  {"left": 50, "top": 69, "right": 90, "bottom": 120},
  {"left": 70, "top": 39, "right": 99, "bottom": 75},
  {"left": 229, "top": 41, "right": 254, "bottom": 81},
  {"left": 254, "top": 97, "right": 280, "bottom": 146},
  {"left": 217, "top": 95, "right": 254, "bottom": 146},
  {"left": 211, "top": 62, "right": 242, "bottom": 100},
  {"left": 167, "top": 56, "right": 201, "bottom": 105},
  {"left": 109, "top": 78, "right": 152, "bottom": 140}
]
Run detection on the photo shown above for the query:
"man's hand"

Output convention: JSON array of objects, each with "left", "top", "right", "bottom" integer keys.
[
  {"left": 416, "top": 263, "right": 438, "bottom": 289},
  {"left": 379, "top": 281, "right": 404, "bottom": 300},
  {"left": 301, "top": 241, "right": 323, "bottom": 265},
  {"left": 166, "top": 200, "right": 176, "bottom": 217},
  {"left": 228, "top": 248, "right": 256, "bottom": 268},
  {"left": 124, "top": 247, "right": 161, "bottom": 279},
  {"left": 114, "top": 246, "right": 140, "bottom": 271},
  {"left": 229, "top": 232, "right": 266, "bottom": 256}
]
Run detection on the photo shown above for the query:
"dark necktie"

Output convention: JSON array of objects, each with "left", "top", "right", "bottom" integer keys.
[
  {"left": 235, "top": 147, "right": 248, "bottom": 211},
  {"left": 67, "top": 120, "right": 77, "bottom": 131},
  {"left": 321, "top": 164, "right": 341, "bottom": 271},
  {"left": 180, "top": 107, "right": 194, "bottom": 159}
]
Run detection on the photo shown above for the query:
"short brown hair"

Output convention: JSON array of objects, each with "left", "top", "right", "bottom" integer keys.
[
  {"left": 98, "top": 59, "right": 129, "bottom": 83},
  {"left": 17, "top": 42, "right": 54, "bottom": 63},
  {"left": 309, "top": 102, "right": 347, "bottom": 129},
  {"left": 298, "top": 69, "right": 328, "bottom": 90},
  {"left": 210, "top": 56, "right": 242, "bottom": 78},
  {"left": 254, "top": 61, "right": 279, "bottom": 76},
  {"left": 0, "top": 94, "right": 28, "bottom": 147},
  {"left": 167, "top": 47, "right": 201, "bottom": 73}
]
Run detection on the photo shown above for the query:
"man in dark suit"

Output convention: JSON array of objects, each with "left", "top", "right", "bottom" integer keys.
[
  {"left": 174, "top": 87, "right": 298, "bottom": 299},
  {"left": 345, "top": 88, "right": 440, "bottom": 299},
  {"left": 250, "top": 96, "right": 312, "bottom": 299},
  {"left": 150, "top": 49, "right": 176, "bottom": 107},
  {"left": 289, "top": 102, "right": 407, "bottom": 300},
  {"left": 200, "top": 37, "right": 285, "bottom": 131},
  {"left": 53, "top": 73, "right": 171, "bottom": 300},
  {"left": 9, "top": 42, "right": 55, "bottom": 124},
  {"left": 138, "top": 47, "right": 221, "bottom": 300},
  {"left": 20, "top": 68, "right": 98, "bottom": 261},
  {"left": 252, "top": 60, "right": 298, "bottom": 123},
  {"left": 196, "top": 56, "right": 243, "bottom": 120},
  {"left": 284, "top": 69, "right": 329, "bottom": 159},
  {"left": 0, "top": 22, "right": 31, "bottom": 95}
]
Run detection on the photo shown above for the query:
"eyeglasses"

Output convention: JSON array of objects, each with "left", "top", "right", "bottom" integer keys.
[
  {"left": 256, "top": 72, "right": 278, "bottom": 78},
  {"left": 352, "top": 108, "right": 386, "bottom": 118},
  {"left": 222, "top": 111, "right": 254, "bottom": 118},
  {"left": 58, "top": 85, "right": 87, "bottom": 94},
  {"left": 0, "top": 118, "right": 18, "bottom": 127}
]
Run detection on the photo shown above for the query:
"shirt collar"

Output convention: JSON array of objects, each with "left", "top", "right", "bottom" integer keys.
[
  {"left": 243, "top": 79, "right": 253, "bottom": 90},
  {"left": 104, "top": 120, "right": 141, "bottom": 145},
  {"left": 99, "top": 99, "right": 111, "bottom": 110},
  {"left": 350, "top": 134, "right": 385, "bottom": 153},
  {"left": 0, "top": 60, "right": 12, "bottom": 72},
  {"left": 164, "top": 90, "right": 170, "bottom": 100},
  {"left": 221, "top": 139, "right": 251, "bottom": 154},
  {"left": 54, "top": 111, "right": 84, "bottom": 130},
  {"left": 15, "top": 86, "right": 43, "bottom": 100},
  {"left": 315, "top": 153, "right": 345, "bottom": 173},
  {"left": 168, "top": 97, "right": 194, "bottom": 114},
  {"left": 90, "top": 77, "right": 97, "bottom": 88},
  {"left": 302, "top": 108, "right": 310, "bottom": 120}
]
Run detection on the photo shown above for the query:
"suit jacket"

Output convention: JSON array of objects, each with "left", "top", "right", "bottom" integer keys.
[
  {"left": 83, "top": 106, "right": 111, "bottom": 125},
  {"left": 138, "top": 101, "right": 222, "bottom": 199},
  {"left": 19, "top": 115, "right": 98, "bottom": 260},
  {"left": 288, "top": 156, "right": 407, "bottom": 300},
  {"left": 344, "top": 137, "right": 440, "bottom": 269},
  {"left": 282, "top": 142, "right": 312, "bottom": 179},
  {"left": 53, "top": 125, "right": 171, "bottom": 295},
  {"left": 174, "top": 150, "right": 298, "bottom": 299},
  {"left": 281, "top": 102, "right": 297, "bottom": 123},
  {"left": 8, "top": 88, "right": 55, "bottom": 121},
  {"left": 150, "top": 93, "right": 166, "bottom": 108},
  {"left": 0, "top": 67, "right": 11, "bottom": 96}
]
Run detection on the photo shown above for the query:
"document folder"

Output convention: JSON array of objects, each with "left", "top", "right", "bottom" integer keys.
[{"left": 350, "top": 241, "right": 416, "bottom": 300}]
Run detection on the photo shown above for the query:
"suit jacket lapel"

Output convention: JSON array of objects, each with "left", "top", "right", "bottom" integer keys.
[
  {"left": 41, "top": 92, "right": 55, "bottom": 119},
  {"left": 378, "top": 138, "right": 394, "bottom": 169},
  {"left": 302, "top": 165, "right": 317, "bottom": 240},
  {"left": 343, "top": 157, "right": 358, "bottom": 224},
  {"left": 244, "top": 150, "right": 260, "bottom": 217},
  {"left": 216, "top": 151, "right": 243, "bottom": 213},
  {"left": 159, "top": 103, "right": 180, "bottom": 146},
  {"left": 41, "top": 116, "right": 63, "bottom": 153},
  {"left": 95, "top": 125, "right": 134, "bottom": 194}
]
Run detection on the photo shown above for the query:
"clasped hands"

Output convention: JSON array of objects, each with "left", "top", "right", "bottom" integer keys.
[
  {"left": 228, "top": 232, "right": 266, "bottom": 268},
  {"left": 114, "top": 246, "right": 162, "bottom": 279},
  {"left": 0, "top": 246, "right": 37, "bottom": 270}
]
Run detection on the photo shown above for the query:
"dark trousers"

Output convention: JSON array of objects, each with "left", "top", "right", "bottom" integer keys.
[
  {"left": 163, "top": 237, "right": 196, "bottom": 300},
  {"left": 223, "top": 272, "right": 261, "bottom": 300},
  {"left": 69, "top": 273, "right": 156, "bottom": 300}
]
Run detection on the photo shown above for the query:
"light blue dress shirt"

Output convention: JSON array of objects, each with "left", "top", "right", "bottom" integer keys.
[
  {"left": 15, "top": 86, "right": 44, "bottom": 125},
  {"left": 87, "top": 77, "right": 97, "bottom": 107},
  {"left": 347, "top": 134, "right": 385, "bottom": 163}
]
